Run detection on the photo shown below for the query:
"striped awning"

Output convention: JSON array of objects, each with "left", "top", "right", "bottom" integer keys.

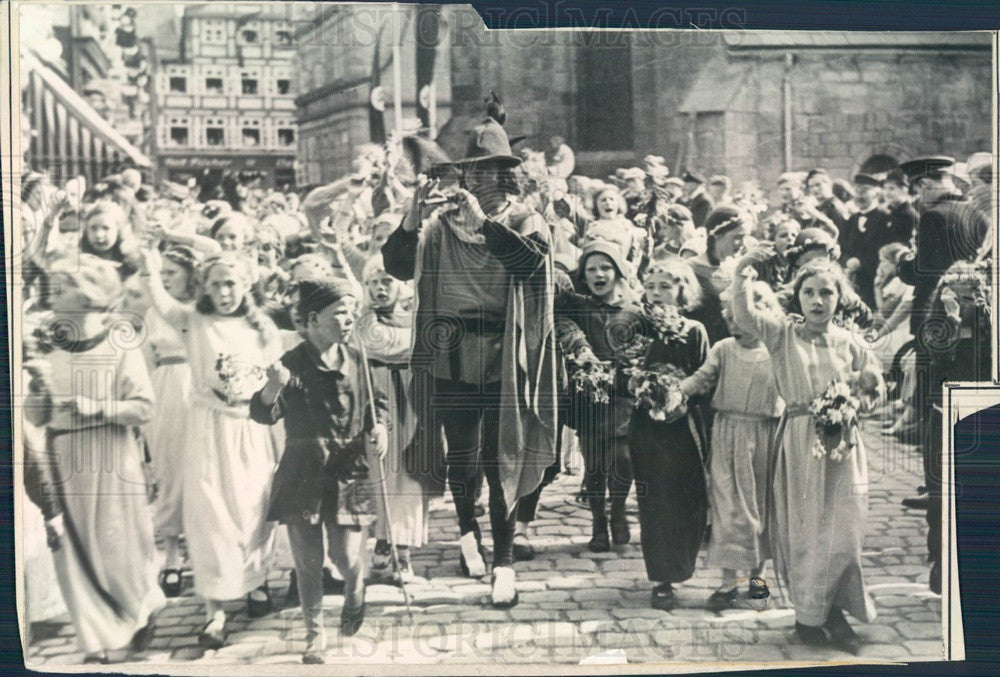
[{"left": 21, "top": 50, "right": 151, "bottom": 184}]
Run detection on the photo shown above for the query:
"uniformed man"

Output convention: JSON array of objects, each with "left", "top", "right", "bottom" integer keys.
[
  {"left": 896, "top": 155, "right": 991, "bottom": 595},
  {"left": 881, "top": 170, "right": 919, "bottom": 247}
]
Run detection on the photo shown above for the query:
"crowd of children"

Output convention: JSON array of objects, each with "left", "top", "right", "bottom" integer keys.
[{"left": 18, "top": 128, "right": 992, "bottom": 662}]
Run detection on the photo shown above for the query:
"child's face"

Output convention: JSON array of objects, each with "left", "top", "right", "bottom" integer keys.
[
  {"left": 307, "top": 296, "right": 357, "bottom": 347},
  {"left": 257, "top": 241, "right": 279, "bottom": 268},
  {"left": 160, "top": 258, "right": 192, "bottom": 301},
  {"left": 798, "top": 273, "right": 839, "bottom": 325},
  {"left": 773, "top": 223, "right": 800, "bottom": 255},
  {"left": 205, "top": 265, "right": 249, "bottom": 316},
  {"left": 596, "top": 192, "right": 619, "bottom": 217},
  {"left": 85, "top": 214, "right": 119, "bottom": 252},
  {"left": 714, "top": 228, "right": 746, "bottom": 261},
  {"left": 584, "top": 253, "right": 618, "bottom": 299},
  {"left": 214, "top": 222, "right": 246, "bottom": 252},
  {"left": 644, "top": 272, "right": 681, "bottom": 308},
  {"left": 367, "top": 271, "right": 400, "bottom": 309},
  {"left": 123, "top": 277, "right": 151, "bottom": 317}
]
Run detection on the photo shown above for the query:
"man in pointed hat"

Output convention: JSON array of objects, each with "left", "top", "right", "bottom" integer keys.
[
  {"left": 382, "top": 110, "right": 558, "bottom": 609},
  {"left": 895, "top": 155, "right": 991, "bottom": 595}
]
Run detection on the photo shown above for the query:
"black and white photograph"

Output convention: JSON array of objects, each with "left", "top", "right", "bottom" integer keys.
[{"left": 5, "top": 1, "right": 995, "bottom": 670}]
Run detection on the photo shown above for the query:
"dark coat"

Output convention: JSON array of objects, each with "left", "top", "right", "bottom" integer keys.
[
  {"left": 249, "top": 341, "right": 386, "bottom": 527},
  {"left": 684, "top": 192, "right": 714, "bottom": 229},
  {"left": 839, "top": 206, "right": 909, "bottom": 310}
]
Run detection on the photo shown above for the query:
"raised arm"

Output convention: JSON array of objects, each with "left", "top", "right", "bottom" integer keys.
[
  {"left": 139, "top": 248, "right": 193, "bottom": 330},
  {"left": 733, "top": 243, "right": 786, "bottom": 353}
]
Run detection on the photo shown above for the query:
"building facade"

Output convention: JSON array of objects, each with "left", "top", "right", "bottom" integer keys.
[
  {"left": 294, "top": 3, "right": 452, "bottom": 185},
  {"left": 152, "top": 4, "right": 305, "bottom": 188}
]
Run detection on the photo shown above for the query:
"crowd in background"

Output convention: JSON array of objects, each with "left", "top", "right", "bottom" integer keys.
[{"left": 17, "top": 104, "right": 993, "bottom": 663}]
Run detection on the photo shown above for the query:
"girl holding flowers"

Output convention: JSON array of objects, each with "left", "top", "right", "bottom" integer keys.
[
  {"left": 625, "top": 257, "right": 709, "bottom": 611},
  {"left": 141, "top": 249, "right": 282, "bottom": 648},
  {"left": 733, "top": 242, "right": 884, "bottom": 654},
  {"left": 680, "top": 281, "right": 784, "bottom": 611}
]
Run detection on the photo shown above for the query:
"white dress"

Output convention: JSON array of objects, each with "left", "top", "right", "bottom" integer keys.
[
  {"left": 44, "top": 336, "right": 166, "bottom": 652},
  {"left": 143, "top": 308, "right": 193, "bottom": 538},
  {"left": 174, "top": 311, "right": 281, "bottom": 600}
]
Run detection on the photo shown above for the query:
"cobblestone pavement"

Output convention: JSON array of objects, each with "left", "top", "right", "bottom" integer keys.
[{"left": 26, "top": 417, "right": 943, "bottom": 669}]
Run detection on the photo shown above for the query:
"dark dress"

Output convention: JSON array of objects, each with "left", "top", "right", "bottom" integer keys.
[{"left": 627, "top": 319, "right": 710, "bottom": 584}]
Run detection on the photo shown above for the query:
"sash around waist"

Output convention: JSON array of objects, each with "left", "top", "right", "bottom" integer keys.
[{"left": 155, "top": 356, "right": 186, "bottom": 368}]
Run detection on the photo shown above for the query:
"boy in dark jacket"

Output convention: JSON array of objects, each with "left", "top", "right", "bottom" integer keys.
[{"left": 250, "top": 278, "right": 387, "bottom": 664}]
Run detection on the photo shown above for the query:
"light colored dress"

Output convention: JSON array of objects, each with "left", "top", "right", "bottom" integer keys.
[
  {"left": 354, "top": 306, "right": 429, "bottom": 548},
  {"left": 143, "top": 308, "right": 192, "bottom": 538},
  {"left": 683, "top": 338, "right": 783, "bottom": 570},
  {"left": 741, "top": 285, "right": 879, "bottom": 626},
  {"left": 44, "top": 335, "right": 166, "bottom": 653},
  {"left": 168, "top": 310, "right": 282, "bottom": 600}
]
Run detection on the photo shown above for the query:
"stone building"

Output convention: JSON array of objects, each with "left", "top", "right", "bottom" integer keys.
[
  {"left": 152, "top": 4, "right": 307, "bottom": 188},
  {"left": 295, "top": 5, "right": 990, "bottom": 192}
]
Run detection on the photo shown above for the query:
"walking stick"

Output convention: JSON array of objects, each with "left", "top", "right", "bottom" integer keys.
[{"left": 358, "top": 343, "right": 415, "bottom": 624}]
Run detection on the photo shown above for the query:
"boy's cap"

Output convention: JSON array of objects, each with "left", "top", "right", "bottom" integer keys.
[{"left": 296, "top": 277, "right": 358, "bottom": 319}]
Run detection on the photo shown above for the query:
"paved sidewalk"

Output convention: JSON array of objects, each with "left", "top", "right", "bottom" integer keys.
[{"left": 25, "top": 419, "right": 943, "bottom": 668}]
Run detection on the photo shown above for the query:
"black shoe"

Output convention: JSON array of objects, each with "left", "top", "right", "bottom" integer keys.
[
  {"left": 825, "top": 607, "right": 862, "bottom": 655},
  {"left": 198, "top": 620, "right": 226, "bottom": 650},
  {"left": 512, "top": 534, "right": 535, "bottom": 561},
  {"left": 159, "top": 568, "right": 182, "bottom": 598},
  {"left": 706, "top": 588, "right": 738, "bottom": 612},
  {"left": 902, "top": 496, "right": 930, "bottom": 510},
  {"left": 340, "top": 594, "right": 366, "bottom": 637},
  {"left": 795, "top": 622, "right": 830, "bottom": 647},
  {"left": 609, "top": 503, "right": 630, "bottom": 545},
  {"left": 587, "top": 530, "right": 611, "bottom": 553},
  {"left": 748, "top": 577, "right": 770, "bottom": 600},
  {"left": 929, "top": 560, "right": 941, "bottom": 595},
  {"left": 284, "top": 570, "right": 300, "bottom": 608},
  {"left": 323, "top": 567, "right": 345, "bottom": 595},
  {"left": 650, "top": 584, "right": 676, "bottom": 611},
  {"left": 246, "top": 583, "right": 273, "bottom": 618}
]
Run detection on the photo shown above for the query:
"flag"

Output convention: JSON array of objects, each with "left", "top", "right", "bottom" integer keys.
[
  {"left": 415, "top": 5, "right": 440, "bottom": 133},
  {"left": 369, "top": 24, "right": 389, "bottom": 144}
]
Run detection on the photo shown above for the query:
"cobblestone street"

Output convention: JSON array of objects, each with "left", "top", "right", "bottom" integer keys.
[{"left": 26, "top": 419, "right": 944, "bottom": 669}]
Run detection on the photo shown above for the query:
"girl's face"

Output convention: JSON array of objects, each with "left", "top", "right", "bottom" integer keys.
[
  {"left": 307, "top": 296, "right": 358, "bottom": 348},
  {"left": 583, "top": 253, "right": 618, "bottom": 300},
  {"left": 644, "top": 272, "right": 681, "bottom": 308},
  {"left": 85, "top": 214, "right": 120, "bottom": 252},
  {"left": 773, "top": 223, "right": 800, "bottom": 255},
  {"left": 160, "top": 258, "right": 192, "bottom": 301},
  {"left": 596, "top": 191, "right": 619, "bottom": 218},
  {"left": 366, "top": 271, "right": 400, "bottom": 309},
  {"left": 714, "top": 228, "right": 746, "bottom": 261},
  {"left": 205, "top": 264, "right": 249, "bottom": 316},
  {"left": 48, "top": 273, "right": 90, "bottom": 315},
  {"left": 214, "top": 222, "right": 246, "bottom": 252},
  {"left": 798, "top": 273, "right": 839, "bottom": 326}
]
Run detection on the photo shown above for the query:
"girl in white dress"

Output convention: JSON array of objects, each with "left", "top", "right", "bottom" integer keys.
[
  {"left": 143, "top": 246, "right": 201, "bottom": 596},
  {"left": 141, "top": 249, "right": 281, "bottom": 648}
]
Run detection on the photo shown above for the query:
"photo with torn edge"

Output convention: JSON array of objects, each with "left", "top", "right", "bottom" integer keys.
[{"left": 3, "top": 1, "right": 993, "bottom": 672}]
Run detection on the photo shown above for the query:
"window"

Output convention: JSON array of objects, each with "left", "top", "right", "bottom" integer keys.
[
  {"left": 242, "top": 78, "right": 258, "bottom": 95},
  {"left": 241, "top": 29, "right": 257, "bottom": 43},
  {"left": 169, "top": 76, "right": 187, "bottom": 93},
  {"left": 242, "top": 128, "right": 260, "bottom": 146},
  {"left": 206, "top": 127, "right": 225, "bottom": 146},
  {"left": 278, "top": 128, "right": 295, "bottom": 146},
  {"left": 575, "top": 32, "right": 634, "bottom": 151},
  {"left": 205, "top": 77, "right": 224, "bottom": 94},
  {"left": 275, "top": 30, "right": 292, "bottom": 46},
  {"left": 276, "top": 78, "right": 291, "bottom": 95},
  {"left": 169, "top": 127, "right": 189, "bottom": 145}
]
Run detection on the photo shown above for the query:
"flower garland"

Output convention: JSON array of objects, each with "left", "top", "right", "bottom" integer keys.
[
  {"left": 568, "top": 355, "right": 615, "bottom": 405},
  {"left": 626, "top": 362, "right": 688, "bottom": 421},
  {"left": 214, "top": 353, "right": 266, "bottom": 406},
  {"left": 807, "top": 380, "right": 861, "bottom": 462},
  {"left": 644, "top": 303, "right": 689, "bottom": 345}
]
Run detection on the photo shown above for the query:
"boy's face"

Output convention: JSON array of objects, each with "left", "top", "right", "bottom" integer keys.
[
  {"left": 307, "top": 296, "right": 357, "bottom": 348},
  {"left": 367, "top": 272, "right": 400, "bottom": 309},
  {"left": 773, "top": 223, "right": 800, "bottom": 254}
]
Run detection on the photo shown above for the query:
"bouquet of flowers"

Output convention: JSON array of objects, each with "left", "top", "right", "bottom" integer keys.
[
  {"left": 626, "top": 362, "right": 688, "bottom": 421},
  {"left": 807, "top": 380, "right": 861, "bottom": 461},
  {"left": 568, "top": 355, "right": 615, "bottom": 405},
  {"left": 214, "top": 353, "right": 266, "bottom": 406},
  {"left": 644, "top": 303, "right": 688, "bottom": 345}
]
